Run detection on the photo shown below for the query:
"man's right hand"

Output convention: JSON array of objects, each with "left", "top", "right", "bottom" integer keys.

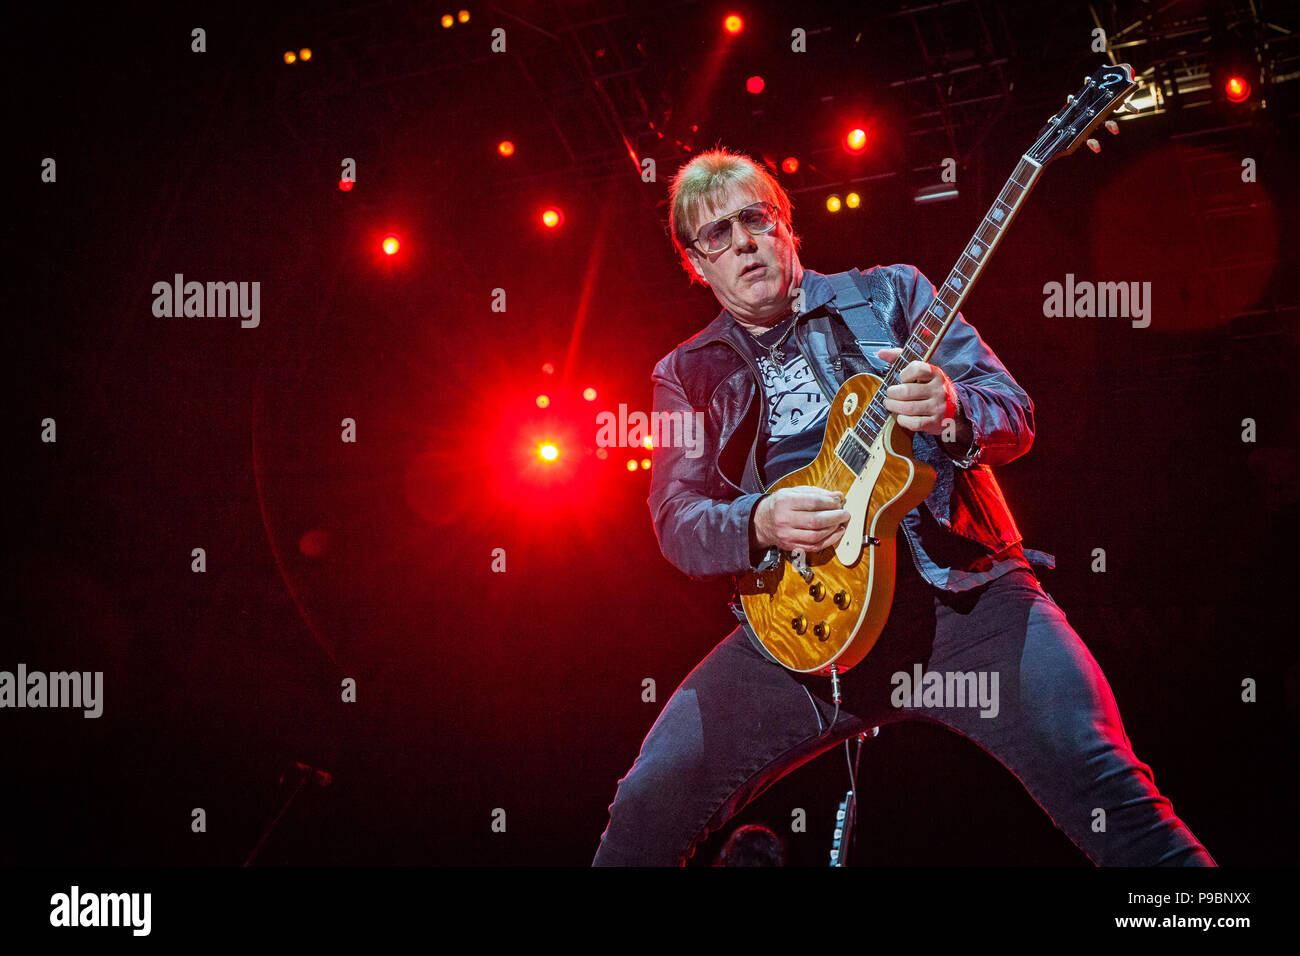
[{"left": 752, "top": 486, "right": 851, "bottom": 552}]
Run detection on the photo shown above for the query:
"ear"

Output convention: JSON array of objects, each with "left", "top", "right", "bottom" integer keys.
[{"left": 687, "top": 251, "right": 707, "bottom": 282}]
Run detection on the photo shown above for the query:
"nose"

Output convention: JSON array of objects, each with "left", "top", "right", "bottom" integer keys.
[{"left": 729, "top": 217, "right": 757, "bottom": 252}]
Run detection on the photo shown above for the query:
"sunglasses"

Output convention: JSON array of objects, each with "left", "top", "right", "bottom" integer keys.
[{"left": 690, "top": 201, "right": 779, "bottom": 254}]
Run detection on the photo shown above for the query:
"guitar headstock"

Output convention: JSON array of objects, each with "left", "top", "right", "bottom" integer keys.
[{"left": 1028, "top": 63, "right": 1140, "bottom": 165}]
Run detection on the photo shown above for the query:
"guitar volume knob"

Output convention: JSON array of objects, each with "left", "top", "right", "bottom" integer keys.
[
  {"left": 791, "top": 615, "right": 807, "bottom": 635},
  {"left": 814, "top": 621, "right": 830, "bottom": 641},
  {"left": 833, "top": 590, "right": 851, "bottom": 610},
  {"left": 809, "top": 582, "right": 826, "bottom": 601}
]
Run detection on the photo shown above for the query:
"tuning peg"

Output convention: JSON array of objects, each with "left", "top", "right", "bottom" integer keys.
[
  {"left": 1105, "top": 119, "right": 1119, "bottom": 134},
  {"left": 1086, "top": 138, "right": 1100, "bottom": 153}
]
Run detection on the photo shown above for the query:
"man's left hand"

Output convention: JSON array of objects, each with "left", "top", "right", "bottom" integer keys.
[{"left": 875, "top": 347, "right": 959, "bottom": 436}]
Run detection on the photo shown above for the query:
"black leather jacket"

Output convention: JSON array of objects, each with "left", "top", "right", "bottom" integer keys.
[{"left": 646, "top": 264, "right": 1054, "bottom": 593}]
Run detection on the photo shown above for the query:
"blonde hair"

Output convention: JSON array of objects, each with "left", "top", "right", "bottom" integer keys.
[{"left": 668, "top": 149, "right": 799, "bottom": 282}]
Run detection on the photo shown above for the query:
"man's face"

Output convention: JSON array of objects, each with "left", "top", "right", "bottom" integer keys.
[{"left": 685, "top": 184, "right": 802, "bottom": 326}]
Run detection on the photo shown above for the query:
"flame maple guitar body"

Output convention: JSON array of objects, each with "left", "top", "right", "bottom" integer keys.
[{"left": 738, "top": 372, "right": 935, "bottom": 675}]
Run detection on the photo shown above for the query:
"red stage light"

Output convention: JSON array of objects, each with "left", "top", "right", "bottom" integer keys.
[
  {"left": 338, "top": 178, "right": 353, "bottom": 191},
  {"left": 844, "top": 127, "right": 867, "bottom": 154},
  {"left": 781, "top": 156, "right": 799, "bottom": 174},
  {"left": 582, "top": 387, "right": 597, "bottom": 401},
  {"left": 1225, "top": 75, "right": 1251, "bottom": 103},
  {"left": 381, "top": 235, "right": 401, "bottom": 256},
  {"left": 746, "top": 75, "right": 765, "bottom": 94},
  {"left": 498, "top": 140, "right": 515, "bottom": 157},
  {"left": 541, "top": 207, "right": 564, "bottom": 229},
  {"left": 298, "top": 528, "right": 329, "bottom": 558},
  {"left": 536, "top": 394, "right": 550, "bottom": 408},
  {"left": 541, "top": 362, "right": 555, "bottom": 375},
  {"left": 723, "top": 14, "right": 744, "bottom": 35},
  {"left": 538, "top": 442, "right": 559, "bottom": 462}
]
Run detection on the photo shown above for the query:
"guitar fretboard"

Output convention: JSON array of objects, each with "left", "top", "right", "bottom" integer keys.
[{"left": 834, "top": 155, "right": 1043, "bottom": 473}]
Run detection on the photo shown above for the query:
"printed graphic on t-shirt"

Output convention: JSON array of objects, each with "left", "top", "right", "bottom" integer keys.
[{"left": 758, "top": 352, "right": 829, "bottom": 438}]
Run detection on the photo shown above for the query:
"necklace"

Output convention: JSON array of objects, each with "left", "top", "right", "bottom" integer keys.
[
  {"left": 765, "top": 321, "right": 796, "bottom": 367},
  {"left": 755, "top": 308, "right": 802, "bottom": 368}
]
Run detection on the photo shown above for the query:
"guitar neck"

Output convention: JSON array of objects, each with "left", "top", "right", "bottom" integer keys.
[
  {"left": 850, "top": 155, "right": 1044, "bottom": 448},
  {"left": 901, "top": 156, "right": 1043, "bottom": 367}
]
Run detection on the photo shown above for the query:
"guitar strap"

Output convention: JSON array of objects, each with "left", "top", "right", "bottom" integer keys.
[{"left": 823, "top": 268, "right": 906, "bottom": 352}]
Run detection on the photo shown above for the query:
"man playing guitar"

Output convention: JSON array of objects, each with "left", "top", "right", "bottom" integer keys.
[{"left": 591, "top": 147, "right": 1215, "bottom": 867}]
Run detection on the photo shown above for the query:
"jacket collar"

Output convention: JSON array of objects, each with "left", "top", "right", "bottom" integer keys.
[{"left": 681, "top": 268, "right": 837, "bottom": 353}]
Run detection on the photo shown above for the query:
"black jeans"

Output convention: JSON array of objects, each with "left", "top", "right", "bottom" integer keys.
[{"left": 593, "top": 552, "right": 1216, "bottom": 866}]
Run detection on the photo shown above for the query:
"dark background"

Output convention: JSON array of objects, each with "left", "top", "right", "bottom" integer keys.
[{"left": 4, "top": 0, "right": 1297, "bottom": 866}]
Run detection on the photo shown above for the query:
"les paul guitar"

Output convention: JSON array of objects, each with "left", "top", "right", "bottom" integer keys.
[{"left": 739, "top": 63, "right": 1140, "bottom": 675}]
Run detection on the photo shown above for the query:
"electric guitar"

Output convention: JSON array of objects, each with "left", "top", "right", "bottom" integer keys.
[{"left": 739, "top": 63, "right": 1140, "bottom": 675}]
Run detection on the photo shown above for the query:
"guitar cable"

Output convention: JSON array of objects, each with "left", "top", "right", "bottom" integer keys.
[
  {"left": 826, "top": 664, "right": 842, "bottom": 734},
  {"left": 842, "top": 731, "right": 868, "bottom": 861}
]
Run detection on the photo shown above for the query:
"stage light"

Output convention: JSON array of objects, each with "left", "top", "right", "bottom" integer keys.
[
  {"left": 299, "top": 48, "right": 312, "bottom": 61},
  {"left": 641, "top": 436, "right": 653, "bottom": 449},
  {"left": 298, "top": 528, "right": 329, "bottom": 558},
  {"left": 441, "top": 14, "right": 454, "bottom": 28},
  {"left": 641, "top": 458, "right": 652, "bottom": 469},
  {"left": 844, "top": 128, "right": 867, "bottom": 154},
  {"left": 914, "top": 184, "right": 959, "bottom": 204},
  {"left": 536, "top": 394, "right": 550, "bottom": 408},
  {"left": 583, "top": 387, "right": 597, "bottom": 401},
  {"left": 381, "top": 235, "right": 401, "bottom": 256},
  {"left": 541, "top": 207, "right": 564, "bottom": 229},
  {"left": 746, "top": 75, "right": 765, "bottom": 94},
  {"left": 498, "top": 140, "right": 515, "bottom": 157},
  {"left": 596, "top": 447, "right": 608, "bottom": 460},
  {"left": 458, "top": 9, "right": 470, "bottom": 23},
  {"left": 826, "top": 194, "right": 842, "bottom": 213},
  {"left": 538, "top": 442, "right": 559, "bottom": 462},
  {"left": 283, "top": 51, "right": 296, "bottom": 64},
  {"left": 845, "top": 192, "right": 861, "bottom": 209},
  {"left": 626, "top": 459, "right": 639, "bottom": 471},
  {"left": 338, "top": 179, "right": 353, "bottom": 192},
  {"left": 781, "top": 156, "right": 799, "bottom": 174},
  {"left": 541, "top": 362, "right": 555, "bottom": 375},
  {"left": 1225, "top": 74, "right": 1251, "bottom": 103},
  {"left": 724, "top": 14, "right": 744, "bottom": 35}
]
